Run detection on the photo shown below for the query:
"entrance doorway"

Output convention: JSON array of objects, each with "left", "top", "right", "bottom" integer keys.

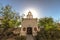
[{"left": 27, "top": 27, "right": 32, "bottom": 34}]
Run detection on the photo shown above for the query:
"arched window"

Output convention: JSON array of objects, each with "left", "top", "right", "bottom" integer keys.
[
  {"left": 23, "top": 27, "right": 26, "bottom": 31},
  {"left": 34, "top": 27, "right": 37, "bottom": 31}
]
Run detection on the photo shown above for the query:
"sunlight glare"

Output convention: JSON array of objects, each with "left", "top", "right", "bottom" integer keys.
[{"left": 24, "top": 8, "right": 38, "bottom": 18}]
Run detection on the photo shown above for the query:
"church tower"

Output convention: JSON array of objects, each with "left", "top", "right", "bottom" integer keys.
[
  {"left": 27, "top": 11, "right": 33, "bottom": 18},
  {"left": 20, "top": 11, "right": 38, "bottom": 36}
]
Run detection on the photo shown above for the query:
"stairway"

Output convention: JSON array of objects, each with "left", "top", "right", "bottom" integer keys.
[{"left": 26, "top": 35, "right": 34, "bottom": 40}]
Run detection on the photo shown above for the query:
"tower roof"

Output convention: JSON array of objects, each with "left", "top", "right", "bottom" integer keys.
[
  {"left": 28, "top": 11, "right": 32, "bottom": 16},
  {"left": 27, "top": 11, "right": 33, "bottom": 18}
]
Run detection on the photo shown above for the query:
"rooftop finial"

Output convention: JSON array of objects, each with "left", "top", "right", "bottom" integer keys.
[{"left": 27, "top": 11, "right": 33, "bottom": 18}]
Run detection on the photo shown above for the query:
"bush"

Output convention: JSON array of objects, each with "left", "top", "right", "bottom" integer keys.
[{"left": 35, "top": 29, "right": 60, "bottom": 40}]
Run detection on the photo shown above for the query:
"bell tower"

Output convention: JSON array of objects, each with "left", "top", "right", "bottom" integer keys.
[
  {"left": 21, "top": 11, "right": 38, "bottom": 36},
  {"left": 27, "top": 11, "right": 33, "bottom": 18}
]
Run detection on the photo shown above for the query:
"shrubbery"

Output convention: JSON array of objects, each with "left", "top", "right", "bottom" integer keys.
[{"left": 35, "top": 29, "right": 60, "bottom": 40}]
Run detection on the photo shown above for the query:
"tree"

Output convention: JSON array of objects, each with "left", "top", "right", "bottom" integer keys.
[
  {"left": 0, "top": 5, "right": 21, "bottom": 34},
  {"left": 0, "top": 5, "right": 21, "bottom": 40},
  {"left": 35, "top": 17, "right": 59, "bottom": 40},
  {"left": 0, "top": 5, "right": 21, "bottom": 28},
  {"left": 38, "top": 17, "right": 56, "bottom": 30}
]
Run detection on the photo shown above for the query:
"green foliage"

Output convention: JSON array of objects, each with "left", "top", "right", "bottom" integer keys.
[
  {"left": 38, "top": 17, "right": 56, "bottom": 30},
  {"left": 0, "top": 28, "right": 26, "bottom": 40},
  {"left": 0, "top": 5, "right": 21, "bottom": 40},
  {"left": 0, "top": 5, "right": 20, "bottom": 28},
  {"left": 35, "top": 29, "right": 60, "bottom": 40}
]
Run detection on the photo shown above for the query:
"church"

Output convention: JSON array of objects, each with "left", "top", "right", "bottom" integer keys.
[{"left": 20, "top": 11, "right": 39, "bottom": 36}]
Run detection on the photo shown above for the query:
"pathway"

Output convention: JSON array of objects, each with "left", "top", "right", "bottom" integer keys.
[{"left": 26, "top": 35, "right": 34, "bottom": 40}]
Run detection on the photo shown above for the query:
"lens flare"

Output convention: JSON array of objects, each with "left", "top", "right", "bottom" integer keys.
[{"left": 24, "top": 8, "right": 38, "bottom": 18}]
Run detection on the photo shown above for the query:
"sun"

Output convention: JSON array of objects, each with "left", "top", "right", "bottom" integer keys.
[{"left": 24, "top": 8, "right": 38, "bottom": 18}]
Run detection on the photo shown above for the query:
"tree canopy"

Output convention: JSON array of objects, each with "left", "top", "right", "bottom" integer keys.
[
  {"left": 38, "top": 17, "right": 57, "bottom": 30},
  {"left": 0, "top": 5, "right": 21, "bottom": 28},
  {"left": 35, "top": 17, "right": 60, "bottom": 40}
]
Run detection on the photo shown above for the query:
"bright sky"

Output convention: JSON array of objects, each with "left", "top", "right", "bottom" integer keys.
[{"left": 0, "top": 0, "right": 60, "bottom": 21}]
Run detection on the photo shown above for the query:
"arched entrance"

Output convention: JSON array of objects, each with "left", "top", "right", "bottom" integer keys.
[{"left": 27, "top": 27, "right": 32, "bottom": 34}]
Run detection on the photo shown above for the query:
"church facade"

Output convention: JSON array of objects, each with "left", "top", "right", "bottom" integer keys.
[{"left": 20, "top": 11, "right": 39, "bottom": 36}]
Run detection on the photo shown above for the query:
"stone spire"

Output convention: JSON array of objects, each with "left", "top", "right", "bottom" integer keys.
[{"left": 27, "top": 11, "right": 33, "bottom": 18}]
